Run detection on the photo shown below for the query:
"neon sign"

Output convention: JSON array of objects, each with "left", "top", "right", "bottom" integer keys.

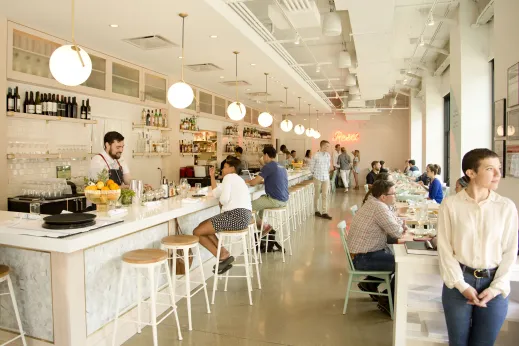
[{"left": 332, "top": 131, "right": 360, "bottom": 142}]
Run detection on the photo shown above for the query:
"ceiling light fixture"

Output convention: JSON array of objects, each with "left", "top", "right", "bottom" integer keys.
[
  {"left": 426, "top": 14, "right": 435, "bottom": 26},
  {"left": 294, "top": 97, "right": 305, "bottom": 135},
  {"left": 250, "top": 63, "right": 256, "bottom": 66},
  {"left": 227, "top": 51, "right": 246, "bottom": 121},
  {"left": 220, "top": 76, "right": 225, "bottom": 79},
  {"left": 323, "top": 11, "right": 342, "bottom": 37},
  {"left": 338, "top": 50, "right": 352, "bottom": 69},
  {"left": 49, "top": 0, "right": 92, "bottom": 86},
  {"left": 258, "top": 73, "right": 273, "bottom": 127},
  {"left": 168, "top": 13, "right": 194, "bottom": 109},
  {"left": 294, "top": 34, "right": 301, "bottom": 45},
  {"left": 280, "top": 87, "right": 293, "bottom": 132},
  {"left": 345, "top": 74, "right": 356, "bottom": 87},
  {"left": 316, "top": 64, "right": 321, "bottom": 73},
  {"left": 313, "top": 110, "right": 321, "bottom": 139},
  {"left": 109, "top": 24, "right": 119, "bottom": 28},
  {"left": 210, "top": 35, "right": 218, "bottom": 38},
  {"left": 305, "top": 104, "right": 314, "bottom": 137},
  {"left": 419, "top": 35, "right": 425, "bottom": 47}
]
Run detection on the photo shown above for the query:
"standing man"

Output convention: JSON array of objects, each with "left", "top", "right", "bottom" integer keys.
[
  {"left": 338, "top": 147, "right": 352, "bottom": 192},
  {"left": 310, "top": 140, "right": 333, "bottom": 220},
  {"left": 234, "top": 146, "right": 248, "bottom": 171},
  {"left": 246, "top": 146, "right": 289, "bottom": 232},
  {"left": 277, "top": 144, "right": 287, "bottom": 162},
  {"left": 333, "top": 144, "right": 341, "bottom": 188},
  {"left": 89, "top": 131, "right": 131, "bottom": 186},
  {"left": 366, "top": 161, "right": 381, "bottom": 188},
  {"left": 290, "top": 150, "right": 298, "bottom": 162}
]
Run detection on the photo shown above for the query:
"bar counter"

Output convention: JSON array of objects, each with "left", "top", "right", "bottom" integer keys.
[{"left": 0, "top": 171, "right": 312, "bottom": 346}]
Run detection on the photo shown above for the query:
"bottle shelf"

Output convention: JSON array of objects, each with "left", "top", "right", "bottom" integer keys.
[
  {"left": 132, "top": 123, "right": 172, "bottom": 131},
  {"left": 243, "top": 137, "right": 272, "bottom": 142},
  {"left": 132, "top": 152, "right": 172, "bottom": 158},
  {"left": 179, "top": 130, "right": 200, "bottom": 134},
  {"left": 6, "top": 152, "right": 94, "bottom": 160},
  {"left": 223, "top": 135, "right": 240, "bottom": 138},
  {"left": 223, "top": 152, "right": 235, "bottom": 155},
  {"left": 6, "top": 111, "right": 97, "bottom": 125}
]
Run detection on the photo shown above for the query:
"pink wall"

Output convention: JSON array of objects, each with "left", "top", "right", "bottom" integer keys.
[{"left": 278, "top": 110, "right": 411, "bottom": 185}]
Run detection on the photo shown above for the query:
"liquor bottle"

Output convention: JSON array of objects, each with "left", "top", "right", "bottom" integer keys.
[
  {"left": 146, "top": 110, "right": 151, "bottom": 126},
  {"left": 42, "top": 93, "right": 48, "bottom": 115},
  {"left": 52, "top": 94, "right": 57, "bottom": 116},
  {"left": 60, "top": 96, "right": 66, "bottom": 117},
  {"left": 154, "top": 109, "right": 159, "bottom": 127},
  {"left": 13, "top": 87, "right": 20, "bottom": 112},
  {"left": 141, "top": 108, "right": 146, "bottom": 125},
  {"left": 80, "top": 100, "right": 86, "bottom": 119},
  {"left": 23, "top": 91, "right": 28, "bottom": 113},
  {"left": 27, "top": 91, "right": 35, "bottom": 114},
  {"left": 6, "top": 88, "right": 14, "bottom": 111},
  {"left": 66, "top": 97, "right": 72, "bottom": 118},
  {"left": 56, "top": 96, "right": 62, "bottom": 117},
  {"left": 86, "top": 99, "right": 91, "bottom": 120},
  {"left": 72, "top": 97, "right": 78, "bottom": 118},
  {"left": 35, "top": 92, "right": 42, "bottom": 115},
  {"left": 158, "top": 110, "right": 163, "bottom": 128}
]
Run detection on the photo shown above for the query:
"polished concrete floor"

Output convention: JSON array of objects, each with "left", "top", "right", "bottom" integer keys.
[{"left": 123, "top": 188, "right": 393, "bottom": 346}]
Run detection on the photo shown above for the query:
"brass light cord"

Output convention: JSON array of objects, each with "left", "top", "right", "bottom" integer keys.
[
  {"left": 308, "top": 104, "right": 311, "bottom": 128},
  {"left": 316, "top": 110, "right": 319, "bottom": 131},
  {"left": 179, "top": 14, "right": 188, "bottom": 82},
  {"left": 264, "top": 73, "right": 269, "bottom": 112},
  {"left": 71, "top": 0, "right": 85, "bottom": 67},
  {"left": 234, "top": 51, "right": 239, "bottom": 103}
]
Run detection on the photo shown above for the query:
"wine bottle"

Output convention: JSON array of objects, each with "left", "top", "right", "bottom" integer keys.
[
  {"left": 158, "top": 110, "right": 163, "bottom": 128},
  {"left": 86, "top": 99, "right": 91, "bottom": 120},
  {"left": 80, "top": 100, "right": 86, "bottom": 119},
  {"left": 14, "top": 87, "right": 21, "bottom": 112},
  {"left": 66, "top": 97, "right": 72, "bottom": 118},
  {"left": 6, "top": 88, "right": 14, "bottom": 111},
  {"left": 42, "top": 93, "right": 47, "bottom": 115},
  {"left": 52, "top": 94, "right": 57, "bottom": 116},
  {"left": 59, "top": 95, "right": 65, "bottom": 117},
  {"left": 72, "top": 97, "right": 78, "bottom": 118},
  {"left": 27, "top": 91, "right": 35, "bottom": 114},
  {"left": 146, "top": 110, "right": 151, "bottom": 126},
  {"left": 35, "top": 92, "right": 42, "bottom": 115},
  {"left": 141, "top": 108, "right": 146, "bottom": 125},
  {"left": 23, "top": 91, "right": 28, "bottom": 113},
  {"left": 154, "top": 109, "right": 159, "bottom": 127}
]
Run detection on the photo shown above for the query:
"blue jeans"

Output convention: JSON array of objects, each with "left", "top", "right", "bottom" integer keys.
[
  {"left": 442, "top": 271, "right": 508, "bottom": 346},
  {"left": 352, "top": 248, "right": 395, "bottom": 299}
]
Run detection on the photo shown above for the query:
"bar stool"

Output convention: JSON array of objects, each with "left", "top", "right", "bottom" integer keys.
[
  {"left": 299, "top": 181, "right": 314, "bottom": 217},
  {"left": 295, "top": 184, "right": 308, "bottom": 221},
  {"left": 0, "top": 265, "right": 26, "bottom": 346},
  {"left": 261, "top": 207, "right": 292, "bottom": 263},
  {"left": 160, "top": 235, "right": 211, "bottom": 331},
  {"left": 112, "top": 249, "right": 183, "bottom": 346},
  {"left": 211, "top": 229, "right": 253, "bottom": 305},
  {"left": 251, "top": 210, "right": 263, "bottom": 264},
  {"left": 288, "top": 187, "right": 303, "bottom": 232},
  {"left": 247, "top": 220, "right": 262, "bottom": 289}
]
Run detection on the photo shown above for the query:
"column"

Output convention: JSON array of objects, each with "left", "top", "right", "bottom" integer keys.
[
  {"left": 423, "top": 74, "right": 444, "bottom": 175},
  {"left": 409, "top": 90, "right": 423, "bottom": 170}
]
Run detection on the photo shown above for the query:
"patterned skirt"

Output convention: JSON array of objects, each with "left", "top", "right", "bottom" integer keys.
[{"left": 210, "top": 208, "right": 252, "bottom": 232}]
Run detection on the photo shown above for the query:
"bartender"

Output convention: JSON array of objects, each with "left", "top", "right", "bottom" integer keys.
[{"left": 89, "top": 131, "right": 131, "bottom": 186}]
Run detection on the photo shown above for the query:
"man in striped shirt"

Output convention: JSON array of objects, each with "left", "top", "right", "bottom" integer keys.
[{"left": 310, "top": 140, "right": 333, "bottom": 220}]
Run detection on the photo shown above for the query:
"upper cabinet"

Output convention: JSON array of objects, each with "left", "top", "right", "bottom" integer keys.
[{"left": 7, "top": 22, "right": 167, "bottom": 107}]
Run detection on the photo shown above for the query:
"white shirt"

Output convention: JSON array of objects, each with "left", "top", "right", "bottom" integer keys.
[
  {"left": 333, "top": 150, "right": 340, "bottom": 169},
  {"left": 213, "top": 173, "right": 252, "bottom": 212},
  {"left": 437, "top": 190, "right": 518, "bottom": 297},
  {"left": 310, "top": 151, "right": 331, "bottom": 181},
  {"left": 89, "top": 151, "right": 130, "bottom": 181}
]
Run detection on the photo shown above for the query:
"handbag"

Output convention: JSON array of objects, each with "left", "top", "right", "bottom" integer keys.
[{"left": 173, "top": 218, "right": 194, "bottom": 275}]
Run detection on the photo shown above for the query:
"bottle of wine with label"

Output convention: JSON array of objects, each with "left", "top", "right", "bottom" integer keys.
[{"left": 35, "top": 92, "right": 42, "bottom": 115}]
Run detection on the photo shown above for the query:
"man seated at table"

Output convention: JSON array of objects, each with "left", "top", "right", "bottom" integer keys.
[
  {"left": 366, "top": 161, "right": 381, "bottom": 188},
  {"left": 406, "top": 159, "right": 421, "bottom": 177},
  {"left": 379, "top": 160, "right": 389, "bottom": 173},
  {"left": 347, "top": 180, "right": 406, "bottom": 316},
  {"left": 246, "top": 146, "right": 289, "bottom": 233},
  {"left": 290, "top": 150, "right": 298, "bottom": 162}
]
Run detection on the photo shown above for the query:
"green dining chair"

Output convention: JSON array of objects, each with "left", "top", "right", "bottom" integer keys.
[
  {"left": 337, "top": 221, "right": 394, "bottom": 319},
  {"left": 330, "top": 170, "right": 338, "bottom": 193}
]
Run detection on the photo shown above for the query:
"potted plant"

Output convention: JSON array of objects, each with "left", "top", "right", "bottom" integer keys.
[{"left": 120, "top": 188, "right": 135, "bottom": 206}]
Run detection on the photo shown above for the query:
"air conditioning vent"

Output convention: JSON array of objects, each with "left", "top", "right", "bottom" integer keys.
[
  {"left": 123, "top": 35, "right": 177, "bottom": 50},
  {"left": 220, "top": 80, "right": 251, "bottom": 87},
  {"left": 246, "top": 92, "right": 270, "bottom": 98},
  {"left": 266, "top": 100, "right": 283, "bottom": 105},
  {"left": 185, "top": 63, "right": 223, "bottom": 72},
  {"left": 279, "top": 106, "right": 295, "bottom": 110}
]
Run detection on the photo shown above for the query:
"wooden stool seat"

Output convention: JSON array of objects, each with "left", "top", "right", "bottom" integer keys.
[
  {"left": 162, "top": 235, "right": 199, "bottom": 246},
  {"left": 264, "top": 207, "right": 287, "bottom": 212},
  {"left": 249, "top": 219, "right": 256, "bottom": 226},
  {"left": 0, "top": 265, "right": 10, "bottom": 279},
  {"left": 220, "top": 228, "right": 248, "bottom": 234},
  {"left": 122, "top": 249, "right": 168, "bottom": 264}
]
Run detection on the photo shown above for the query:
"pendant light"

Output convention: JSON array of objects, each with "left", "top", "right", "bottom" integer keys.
[
  {"left": 338, "top": 50, "right": 352, "bottom": 69},
  {"left": 313, "top": 110, "right": 321, "bottom": 139},
  {"left": 227, "top": 51, "right": 246, "bottom": 120},
  {"left": 305, "top": 104, "right": 314, "bottom": 137},
  {"left": 258, "top": 73, "right": 273, "bottom": 127},
  {"left": 293, "top": 97, "right": 305, "bottom": 135},
  {"left": 323, "top": 11, "right": 342, "bottom": 37},
  {"left": 49, "top": 0, "right": 92, "bottom": 86},
  {"left": 168, "top": 13, "right": 194, "bottom": 109},
  {"left": 345, "top": 73, "right": 356, "bottom": 87},
  {"left": 280, "top": 87, "right": 293, "bottom": 132}
]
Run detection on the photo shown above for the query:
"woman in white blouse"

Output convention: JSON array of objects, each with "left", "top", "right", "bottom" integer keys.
[{"left": 437, "top": 149, "right": 518, "bottom": 345}]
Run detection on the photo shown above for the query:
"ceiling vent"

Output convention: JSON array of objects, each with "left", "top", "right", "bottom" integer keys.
[
  {"left": 265, "top": 100, "right": 284, "bottom": 105},
  {"left": 123, "top": 35, "right": 177, "bottom": 50},
  {"left": 279, "top": 105, "right": 296, "bottom": 110},
  {"left": 220, "top": 80, "right": 251, "bottom": 87},
  {"left": 185, "top": 63, "right": 223, "bottom": 72},
  {"left": 246, "top": 92, "right": 270, "bottom": 98}
]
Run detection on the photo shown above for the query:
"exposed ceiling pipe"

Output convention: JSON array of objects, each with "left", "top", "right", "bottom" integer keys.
[{"left": 421, "top": 43, "right": 449, "bottom": 55}]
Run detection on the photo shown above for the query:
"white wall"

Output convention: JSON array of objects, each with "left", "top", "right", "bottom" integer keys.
[{"left": 277, "top": 110, "right": 411, "bottom": 185}]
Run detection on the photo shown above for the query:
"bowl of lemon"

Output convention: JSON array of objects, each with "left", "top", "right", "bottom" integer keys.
[{"left": 84, "top": 170, "right": 121, "bottom": 211}]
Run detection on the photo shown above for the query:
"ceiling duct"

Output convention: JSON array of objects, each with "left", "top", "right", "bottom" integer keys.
[
  {"left": 322, "top": 11, "right": 342, "bottom": 36},
  {"left": 220, "top": 80, "right": 251, "bottom": 87},
  {"left": 185, "top": 63, "right": 223, "bottom": 72},
  {"left": 123, "top": 35, "right": 177, "bottom": 50},
  {"left": 268, "top": 0, "right": 321, "bottom": 30}
]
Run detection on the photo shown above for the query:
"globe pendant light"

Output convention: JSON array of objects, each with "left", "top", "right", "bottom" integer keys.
[
  {"left": 293, "top": 97, "right": 305, "bottom": 135},
  {"left": 313, "top": 110, "right": 321, "bottom": 139},
  {"left": 258, "top": 73, "right": 273, "bottom": 127},
  {"left": 280, "top": 87, "right": 293, "bottom": 132},
  {"left": 305, "top": 104, "right": 314, "bottom": 137},
  {"left": 227, "top": 51, "right": 246, "bottom": 120},
  {"left": 49, "top": 0, "right": 92, "bottom": 86},
  {"left": 168, "top": 13, "right": 194, "bottom": 109}
]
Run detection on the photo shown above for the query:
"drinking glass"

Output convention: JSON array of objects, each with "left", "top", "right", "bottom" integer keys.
[
  {"left": 195, "top": 183, "right": 202, "bottom": 194},
  {"left": 30, "top": 202, "right": 40, "bottom": 215}
]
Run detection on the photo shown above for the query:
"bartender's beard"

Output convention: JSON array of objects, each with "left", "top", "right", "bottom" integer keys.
[{"left": 108, "top": 149, "right": 122, "bottom": 160}]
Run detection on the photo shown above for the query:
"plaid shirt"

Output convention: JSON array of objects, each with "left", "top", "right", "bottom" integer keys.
[
  {"left": 347, "top": 196, "right": 403, "bottom": 254},
  {"left": 310, "top": 151, "right": 331, "bottom": 181}
]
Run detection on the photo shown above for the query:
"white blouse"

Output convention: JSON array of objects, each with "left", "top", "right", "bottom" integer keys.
[
  {"left": 437, "top": 190, "right": 518, "bottom": 297},
  {"left": 213, "top": 173, "right": 252, "bottom": 212}
]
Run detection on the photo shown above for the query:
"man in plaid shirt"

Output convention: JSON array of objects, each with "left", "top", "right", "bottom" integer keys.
[
  {"left": 310, "top": 140, "right": 333, "bottom": 220},
  {"left": 347, "top": 180, "right": 406, "bottom": 316}
]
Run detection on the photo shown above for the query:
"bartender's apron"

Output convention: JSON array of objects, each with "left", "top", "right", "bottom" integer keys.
[{"left": 98, "top": 154, "right": 124, "bottom": 185}]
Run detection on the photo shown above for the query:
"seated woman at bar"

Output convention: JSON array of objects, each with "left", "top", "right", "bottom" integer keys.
[
  {"left": 303, "top": 150, "right": 312, "bottom": 166},
  {"left": 455, "top": 176, "right": 468, "bottom": 193},
  {"left": 438, "top": 149, "right": 518, "bottom": 346},
  {"left": 193, "top": 157, "right": 252, "bottom": 274},
  {"left": 424, "top": 164, "right": 443, "bottom": 203}
]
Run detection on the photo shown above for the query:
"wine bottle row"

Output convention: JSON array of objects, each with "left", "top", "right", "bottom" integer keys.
[{"left": 6, "top": 86, "right": 92, "bottom": 119}]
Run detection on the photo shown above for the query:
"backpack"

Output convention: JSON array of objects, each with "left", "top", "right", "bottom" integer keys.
[{"left": 257, "top": 230, "right": 284, "bottom": 253}]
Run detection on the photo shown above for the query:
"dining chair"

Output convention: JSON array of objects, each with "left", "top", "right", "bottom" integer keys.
[{"left": 350, "top": 205, "right": 358, "bottom": 216}]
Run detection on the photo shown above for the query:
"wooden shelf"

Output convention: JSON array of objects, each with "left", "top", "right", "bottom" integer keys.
[
  {"left": 113, "top": 74, "right": 139, "bottom": 84},
  {"left": 6, "top": 111, "right": 97, "bottom": 125},
  {"left": 132, "top": 152, "right": 171, "bottom": 157},
  {"left": 132, "top": 123, "right": 172, "bottom": 131},
  {"left": 223, "top": 152, "right": 235, "bottom": 155},
  {"left": 223, "top": 135, "right": 240, "bottom": 138},
  {"left": 179, "top": 130, "right": 200, "bottom": 134},
  {"left": 7, "top": 152, "right": 94, "bottom": 160},
  {"left": 243, "top": 137, "right": 272, "bottom": 142}
]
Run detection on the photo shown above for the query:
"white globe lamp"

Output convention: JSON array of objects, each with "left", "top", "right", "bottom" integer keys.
[
  {"left": 313, "top": 130, "right": 321, "bottom": 139},
  {"left": 280, "top": 118, "right": 293, "bottom": 132},
  {"left": 168, "top": 82, "right": 194, "bottom": 109},
  {"left": 258, "top": 112, "right": 273, "bottom": 127},
  {"left": 49, "top": 45, "right": 92, "bottom": 86},
  {"left": 294, "top": 124, "right": 305, "bottom": 135},
  {"left": 227, "top": 101, "right": 246, "bottom": 121},
  {"left": 306, "top": 128, "right": 315, "bottom": 137}
]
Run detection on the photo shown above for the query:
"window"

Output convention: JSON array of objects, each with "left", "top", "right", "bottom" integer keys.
[
  {"left": 199, "top": 91, "right": 213, "bottom": 114},
  {"left": 443, "top": 93, "right": 451, "bottom": 186},
  {"left": 214, "top": 96, "right": 226, "bottom": 117}
]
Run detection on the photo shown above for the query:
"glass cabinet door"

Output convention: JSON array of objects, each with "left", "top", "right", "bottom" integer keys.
[
  {"left": 199, "top": 91, "right": 213, "bottom": 114},
  {"left": 112, "top": 62, "right": 140, "bottom": 99},
  {"left": 12, "top": 29, "right": 60, "bottom": 80},
  {"left": 81, "top": 54, "right": 106, "bottom": 91},
  {"left": 144, "top": 72, "right": 166, "bottom": 104},
  {"left": 214, "top": 96, "right": 226, "bottom": 117}
]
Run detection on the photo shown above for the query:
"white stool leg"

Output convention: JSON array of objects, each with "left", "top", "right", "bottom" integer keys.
[
  {"left": 7, "top": 275, "right": 26, "bottom": 346},
  {"left": 252, "top": 213, "right": 262, "bottom": 264},
  {"left": 285, "top": 211, "right": 293, "bottom": 256},
  {"left": 279, "top": 214, "right": 286, "bottom": 263},
  {"left": 261, "top": 214, "right": 268, "bottom": 256},
  {"left": 136, "top": 269, "right": 142, "bottom": 334},
  {"left": 241, "top": 235, "right": 253, "bottom": 305},
  {"left": 111, "top": 263, "right": 126, "bottom": 346},
  {"left": 211, "top": 235, "right": 223, "bottom": 304},
  {"left": 196, "top": 245, "right": 211, "bottom": 314},
  {"left": 148, "top": 266, "right": 158, "bottom": 346},
  {"left": 183, "top": 249, "right": 192, "bottom": 331},
  {"left": 164, "top": 261, "right": 183, "bottom": 341},
  {"left": 224, "top": 236, "right": 233, "bottom": 292},
  {"left": 251, "top": 231, "right": 262, "bottom": 289},
  {"left": 172, "top": 249, "right": 177, "bottom": 294}
]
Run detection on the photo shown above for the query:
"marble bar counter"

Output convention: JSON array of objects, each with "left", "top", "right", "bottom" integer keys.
[
  {"left": 0, "top": 170, "right": 311, "bottom": 346},
  {"left": 392, "top": 245, "right": 519, "bottom": 346}
]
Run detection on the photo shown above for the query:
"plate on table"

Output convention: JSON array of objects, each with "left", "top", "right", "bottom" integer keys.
[
  {"left": 43, "top": 213, "right": 96, "bottom": 225},
  {"left": 191, "top": 194, "right": 206, "bottom": 198}
]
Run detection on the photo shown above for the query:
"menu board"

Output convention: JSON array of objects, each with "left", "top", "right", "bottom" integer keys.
[{"left": 508, "top": 63, "right": 519, "bottom": 108}]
